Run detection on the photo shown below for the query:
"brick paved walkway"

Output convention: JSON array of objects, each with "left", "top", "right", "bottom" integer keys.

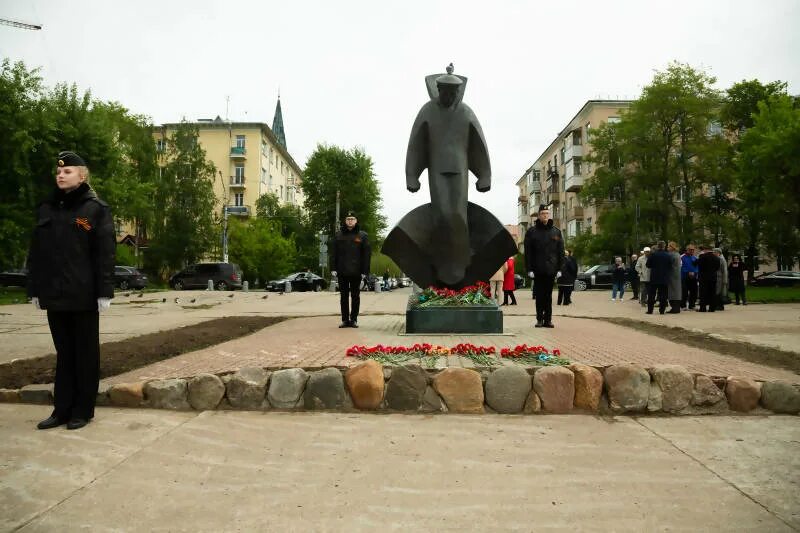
[{"left": 103, "top": 314, "right": 799, "bottom": 386}]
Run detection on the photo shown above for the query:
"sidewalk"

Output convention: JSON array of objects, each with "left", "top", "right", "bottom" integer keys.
[{"left": 2, "top": 404, "right": 797, "bottom": 531}]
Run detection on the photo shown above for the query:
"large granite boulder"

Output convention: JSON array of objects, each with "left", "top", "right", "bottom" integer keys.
[
  {"left": 760, "top": 381, "right": 800, "bottom": 414},
  {"left": 725, "top": 377, "right": 761, "bottom": 412},
  {"left": 188, "top": 374, "right": 225, "bottom": 410},
  {"left": 569, "top": 364, "right": 603, "bottom": 411},
  {"left": 109, "top": 382, "right": 145, "bottom": 407},
  {"left": 484, "top": 366, "right": 532, "bottom": 414},
  {"left": 304, "top": 368, "right": 346, "bottom": 410},
  {"left": 533, "top": 366, "right": 574, "bottom": 413},
  {"left": 420, "top": 386, "right": 447, "bottom": 413},
  {"left": 433, "top": 368, "right": 484, "bottom": 414},
  {"left": 144, "top": 379, "right": 190, "bottom": 410},
  {"left": 650, "top": 365, "right": 693, "bottom": 413},
  {"left": 268, "top": 368, "right": 309, "bottom": 409},
  {"left": 604, "top": 364, "right": 650, "bottom": 413},
  {"left": 385, "top": 365, "right": 428, "bottom": 411},
  {"left": 20, "top": 384, "right": 53, "bottom": 404},
  {"left": 345, "top": 360, "right": 385, "bottom": 410},
  {"left": 692, "top": 375, "right": 726, "bottom": 406},
  {"left": 226, "top": 367, "right": 270, "bottom": 409}
]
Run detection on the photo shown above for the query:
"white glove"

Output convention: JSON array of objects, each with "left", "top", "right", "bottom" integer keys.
[
  {"left": 556, "top": 271, "right": 562, "bottom": 278},
  {"left": 528, "top": 271, "right": 535, "bottom": 279},
  {"left": 331, "top": 271, "right": 337, "bottom": 278},
  {"left": 97, "top": 298, "right": 111, "bottom": 312},
  {"left": 31, "top": 297, "right": 41, "bottom": 309}
]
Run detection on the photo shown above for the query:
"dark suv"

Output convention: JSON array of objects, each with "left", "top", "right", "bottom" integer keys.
[{"left": 169, "top": 263, "right": 243, "bottom": 291}]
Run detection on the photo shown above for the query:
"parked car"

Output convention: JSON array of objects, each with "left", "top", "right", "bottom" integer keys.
[
  {"left": 169, "top": 263, "right": 243, "bottom": 291},
  {"left": 0, "top": 269, "right": 27, "bottom": 288},
  {"left": 266, "top": 272, "right": 327, "bottom": 292},
  {"left": 397, "top": 276, "right": 412, "bottom": 288},
  {"left": 749, "top": 271, "right": 800, "bottom": 287},
  {"left": 114, "top": 265, "right": 148, "bottom": 290},
  {"left": 574, "top": 264, "right": 631, "bottom": 291}
]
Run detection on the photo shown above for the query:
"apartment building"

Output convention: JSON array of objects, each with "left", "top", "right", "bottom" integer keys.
[
  {"left": 516, "top": 100, "right": 632, "bottom": 250},
  {"left": 153, "top": 99, "right": 303, "bottom": 219}
]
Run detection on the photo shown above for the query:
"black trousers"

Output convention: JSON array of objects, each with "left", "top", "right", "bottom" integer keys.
[
  {"left": 647, "top": 283, "right": 668, "bottom": 313},
  {"left": 534, "top": 275, "right": 554, "bottom": 322},
  {"left": 732, "top": 288, "right": 747, "bottom": 304},
  {"left": 557, "top": 286, "right": 573, "bottom": 305},
  {"left": 698, "top": 280, "right": 716, "bottom": 311},
  {"left": 339, "top": 275, "right": 361, "bottom": 323},
  {"left": 630, "top": 278, "right": 640, "bottom": 299},
  {"left": 47, "top": 310, "right": 100, "bottom": 420},
  {"left": 502, "top": 289, "right": 517, "bottom": 305},
  {"left": 681, "top": 276, "right": 698, "bottom": 308}
]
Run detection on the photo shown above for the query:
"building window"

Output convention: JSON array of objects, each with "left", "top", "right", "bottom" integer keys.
[
  {"left": 585, "top": 123, "right": 591, "bottom": 143},
  {"left": 571, "top": 129, "right": 582, "bottom": 146},
  {"left": 280, "top": 185, "right": 284, "bottom": 200},
  {"left": 235, "top": 135, "right": 246, "bottom": 149},
  {"left": 586, "top": 217, "right": 593, "bottom": 233},
  {"left": 560, "top": 147, "right": 565, "bottom": 165},
  {"left": 261, "top": 140, "right": 267, "bottom": 156},
  {"left": 675, "top": 185, "right": 686, "bottom": 202},
  {"left": 234, "top": 193, "right": 244, "bottom": 207},
  {"left": 609, "top": 187, "right": 622, "bottom": 201},
  {"left": 156, "top": 138, "right": 166, "bottom": 152},
  {"left": 573, "top": 157, "right": 582, "bottom": 176},
  {"left": 607, "top": 116, "right": 621, "bottom": 124},
  {"left": 261, "top": 167, "right": 267, "bottom": 183},
  {"left": 234, "top": 163, "right": 245, "bottom": 181}
]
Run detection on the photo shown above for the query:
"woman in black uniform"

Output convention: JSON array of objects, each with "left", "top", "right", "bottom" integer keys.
[{"left": 27, "top": 151, "right": 115, "bottom": 430}]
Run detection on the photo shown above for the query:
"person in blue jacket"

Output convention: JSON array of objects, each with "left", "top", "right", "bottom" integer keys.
[{"left": 680, "top": 243, "right": 699, "bottom": 310}]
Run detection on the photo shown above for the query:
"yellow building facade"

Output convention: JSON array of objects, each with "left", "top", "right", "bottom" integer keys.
[
  {"left": 153, "top": 118, "right": 304, "bottom": 219},
  {"left": 517, "top": 100, "right": 632, "bottom": 250}
]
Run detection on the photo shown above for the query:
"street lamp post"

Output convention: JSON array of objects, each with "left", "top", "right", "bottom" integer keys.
[{"left": 219, "top": 171, "right": 229, "bottom": 263}]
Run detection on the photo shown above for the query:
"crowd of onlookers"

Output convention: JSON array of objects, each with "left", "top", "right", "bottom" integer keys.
[{"left": 623, "top": 241, "right": 746, "bottom": 314}]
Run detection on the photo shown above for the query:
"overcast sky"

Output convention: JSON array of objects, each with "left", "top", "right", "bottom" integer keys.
[{"left": 3, "top": 0, "right": 799, "bottom": 230}]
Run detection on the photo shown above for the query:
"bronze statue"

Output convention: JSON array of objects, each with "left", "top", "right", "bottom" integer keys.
[{"left": 383, "top": 64, "right": 517, "bottom": 289}]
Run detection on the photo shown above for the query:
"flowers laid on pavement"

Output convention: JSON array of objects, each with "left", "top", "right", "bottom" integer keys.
[
  {"left": 411, "top": 281, "right": 494, "bottom": 308},
  {"left": 500, "top": 344, "right": 570, "bottom": 366},
  {"left": 346, "top": 342, "right": 568, "bottom": 367}
]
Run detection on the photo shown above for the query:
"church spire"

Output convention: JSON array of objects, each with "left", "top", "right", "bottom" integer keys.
[{"left": 272, "top": 94, "right": 286, "bottom": 149}]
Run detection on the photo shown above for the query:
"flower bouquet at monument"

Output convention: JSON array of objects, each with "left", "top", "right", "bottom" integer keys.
[{"left": 410, "top": 281, "right": 494, "bottom": 308}]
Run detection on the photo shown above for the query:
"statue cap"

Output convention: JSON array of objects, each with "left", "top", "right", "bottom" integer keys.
[{"left": 436, "top": 63, "right": 463, "bottom": 86}]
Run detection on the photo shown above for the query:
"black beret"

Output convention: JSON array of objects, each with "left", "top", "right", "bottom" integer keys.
[{"left": 57, "top": 151, "right": 86, "bottom": 167}]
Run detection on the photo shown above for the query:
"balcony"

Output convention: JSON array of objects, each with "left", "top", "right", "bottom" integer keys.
[
  {"left": 518, "top": 195, "right": 528, "bottom": 204},
  {"left": 564, "top": 142, "right": 583, "bottom": 163},
  {"left": 529, "top": 180, "right": 541, "bottom": 193},
  {"left": 564, "top": 160, "right": 584, "bottom": 192},
  {"left": 225, "top": 205, "right": 250, "bottom": 216},
  {"left": 229, "top": 176, "right": 246, "bottom": 188},
  {"left": 567, "top": 205, "right": 584, "bottom": 220},
  {"left": 230, "top": 146, "right": 247, "bottom": 159}
]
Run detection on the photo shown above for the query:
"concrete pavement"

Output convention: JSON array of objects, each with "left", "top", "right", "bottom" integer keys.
[{"left": 2, "top": 404, "right": 798, "bottom": 531}]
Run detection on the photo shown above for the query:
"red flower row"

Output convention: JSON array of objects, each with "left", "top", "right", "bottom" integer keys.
[
  {"left": 345, "top": 342, "right": 559, "bottom": 358},
  {"left": 427, "top": 281, "right": 491, "bottom": 299}
]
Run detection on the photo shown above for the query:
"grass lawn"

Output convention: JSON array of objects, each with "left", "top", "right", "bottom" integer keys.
[
  {"left": 0, "top": 287, "right": 28, "bottom": 305},
  {"left": 742, "top": 285, "right": 800, "bottom": 303}
]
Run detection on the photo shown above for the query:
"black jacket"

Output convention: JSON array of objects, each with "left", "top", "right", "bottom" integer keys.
[
  {"left": 697, "top": 252, "right": 720, "bottom": 282},
  {"left": 27, "top": 183, "right": 116, "bottom": 311},
  {"left": 626, "top": 262, "right": 639, "bottom": 281},
  {"left": 728, "top": 261, "right": 745, "bottom": 291},
  {"left": 524, "top": 219, "right": 564, "bottom": 277},
  {"left": 646, "top": 250, "right": 672, "bottom": 286},
  {"left": 611, "top": 263, "right": 627, "bottom": 284},
  {"left": 558, "top": 255, "right": 578, "bottom": 286},
  {"left": 332, "top": 223, "right": 371, "bottom": 277}
]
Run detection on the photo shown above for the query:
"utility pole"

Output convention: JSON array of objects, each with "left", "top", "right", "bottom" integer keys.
[
  {"left": 334, "top": 189, "right": 340, "bottom": 233},
  {"left": 219, "top": 171, "right": 229, "bottom": 263}
]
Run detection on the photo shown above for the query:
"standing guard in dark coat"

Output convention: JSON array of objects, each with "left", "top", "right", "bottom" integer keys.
[
  {"left": 27, "top": 151, "right": 115, "bottom": 430},
  {"left": 728, "top": 254, "right": 747, "bottom": 305},
  {"left": 557, "top": 249, "right": 578, "bottom": 306},
  {"left": 697, "top": 245, "right": 720, "bottom": 312},
  {"left": 524, "top": 205, "right": 564, "bottom": 328},
  {"left": 645, "top": 241, "right": 671, "bottom": 314},
  {"left": 331, "top": 211, "right": 371, "bottom": 328}
]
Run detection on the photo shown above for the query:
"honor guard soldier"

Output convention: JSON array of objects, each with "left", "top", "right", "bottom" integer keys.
[{"left": 331, "top": 211, "right": 371, "bottom": 328}]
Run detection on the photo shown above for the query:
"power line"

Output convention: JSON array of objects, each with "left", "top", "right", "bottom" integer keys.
[{"left": 0, "top": 18, "right": 42, "bottom": 30}]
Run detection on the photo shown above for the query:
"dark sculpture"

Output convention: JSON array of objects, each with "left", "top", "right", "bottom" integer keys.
[{"left": 382, "top": 64, "right": 518, "bottom": 289}]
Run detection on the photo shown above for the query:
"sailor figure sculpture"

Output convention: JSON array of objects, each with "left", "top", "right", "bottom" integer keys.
[{"left": 382, "top": 64, "right": 517, "bottom": 289}]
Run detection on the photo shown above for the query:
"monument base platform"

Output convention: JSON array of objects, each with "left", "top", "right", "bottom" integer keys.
[{"left": 405, "top": 305, "right": 503, "bottom": 334}]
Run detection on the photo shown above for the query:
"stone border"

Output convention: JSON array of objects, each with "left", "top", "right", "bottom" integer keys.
[{"left": 2, "top": 362, "right": 799, "bottom": 416}]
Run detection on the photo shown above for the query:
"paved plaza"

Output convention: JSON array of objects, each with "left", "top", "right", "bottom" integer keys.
[{"left": 2, "top": 404, "right": 798, "bottom": 531}]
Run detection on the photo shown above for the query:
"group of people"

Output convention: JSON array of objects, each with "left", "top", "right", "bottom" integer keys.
[{"left": 628, "top": 242, "right": 747, "bottom": 314}]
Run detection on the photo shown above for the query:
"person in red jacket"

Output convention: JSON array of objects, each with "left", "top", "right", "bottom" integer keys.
[{"left": 502, "top": 256, "right": 517, "bottom": 305}]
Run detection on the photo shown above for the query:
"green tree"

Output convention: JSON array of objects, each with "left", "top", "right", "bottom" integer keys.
[
  {"left": 301, "top": 144, "right": 387, "bottom": 239},
  {"left": 226, "top": 217, "right": 296, "bottom": 283},
  {"left": 736, "top": 94, "right": 800, "bottom": 270},
  {"left": 255, "top": 192, "right": 318, "bottom": 271},
  {"left": 146, "top": 121, "right": 217, "bottom": 277}
]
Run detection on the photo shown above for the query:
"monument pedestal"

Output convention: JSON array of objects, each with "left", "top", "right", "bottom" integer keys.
[{"left": 405, "top": 304, "right": 503, "bottom": 334}]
